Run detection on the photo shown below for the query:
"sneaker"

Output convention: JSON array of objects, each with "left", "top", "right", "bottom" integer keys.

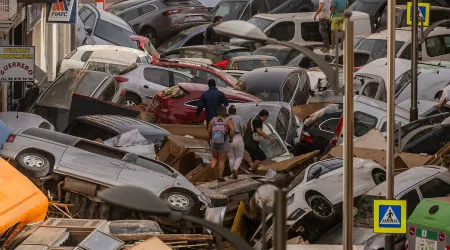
[{"left": 232, "top": 170, "right": 238, "bottom": 179}]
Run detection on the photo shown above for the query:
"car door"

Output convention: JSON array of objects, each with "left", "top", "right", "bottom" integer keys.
[
  {"left": 142, "top": 67, "right": 171, "bottom": 100},
  {"left": 118, "top": 155, "right": 176, "bottom": 193},
  {"left": 275, "top": 108, "right": 290, "bottom": 142},
  {"left": 282, "top": 73, "right": 299, "bottom": 105},
  {"left": 77, "top": 6, "right": 98, "bottom": 46},
  {"left": 59, "top": 140, "right": 126, "bottom": 184},
  {"left": 265, "top": 21, "right": 296, "bottom": 42}
]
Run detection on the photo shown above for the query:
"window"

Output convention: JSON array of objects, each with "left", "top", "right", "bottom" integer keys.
[
  {"left": 79, "top": 7, "right": 94, "bottom": 23},
  {"left": 67, "top": 121, "right": 117, "bottom": 141},
  {"left": 182, "top": 50, "right": 204, "bottom": 58},
  {"left": 94, "top": 19, "right": 137, "bottom": 49},
  {"left": 282, "top": 73, "right": 299, "bottom": 102},
  {"left": 267, "top": 0, "right": 285, "bottom": 9},
  {"left": 275, "top": 108, "right": 290, "bottom": 140},
  {"left": 266, "top": 22, "right": 295, "bottom": 41},
  {"left": 425, "top": 36, "right": 446, "bottom": 57},
  {"left": 134, "top": 156, "right": 173, "bottom": 176},
  {"left": 399, "top": 44, "right": 412, "bottom": 60},
  {"left": 76, "top": 72, "right": 107, "bottom": 96},
  {"left": 307, "top": 164, "right": 322, "bottom": 181},
  {"left": 121, "top": 8, "right": 140, "bottom": 22},
  {"left": 361, "top": 81, "right": 379, "bottom": 99},
  {"left": 204, "top": 52, "right": 221, "bottom": 63},
  {"left": 356, "top": 39, "right": 405, "bottom": 59},
  {"left": 84, "top": 13, "right": 96, "bottom": 28},
  {"left": 144, "top": 68, "right": 171, "bottom": 87},
  {"left": 195, "top": 70, "right": 229, "bottom": 88},
  {"left": 74, "top": 141, "right": 126, "bottom": 160},
  {"left": 419, "top": 178, "right": 450, "bottom": 198},
  {"left": 185, "top": 100, "right": 200, "bottom": 107},
  {"left": 173, "top": 73, "right": 191, "bottom": 85},
  {"left": 248, "top": 17, "right": 274, "bottom": 30},
  {"left": 354, "top": 112, "right": 377, "bottom": 137},
  {"left": 301, "top": 22, "right": 322, "bottom": 42},
  {"left": 140, "top": 4, "right": 157, "bottom": 14},
  {"left": 306, "top": 160, "right": 343, "bottom": 182},
  {"left": 85, "top": 62, "right": 128, "bottom": 75},
  {"left": 319, "top": 118, "right": 340, "bottom": 133},
  {"left": 399, "top": 190, "right": 420, "bottom": 217},
  {"left": 164, "top": 52, "right": 182, "bottom": 59},
  {"left": 97, "top": 81, "right": 118, "bottom": 102},
  {"left": 212, "top": 1, "right": 247, "bottom": 21},
  {"left": 380, "top": 122, "right": 386, "bottom": 132},
  {"left": 80, "top": 51, "right": 93, "bottom": 62},
  {"left": 39, "top": 122, "right": 51, "bottom": 130},
  {"left": 286, "top": 50, "right": 301, "bottom": 63},
  {"left": 251, "top": 0, "right": 268, "bottom": 14}
]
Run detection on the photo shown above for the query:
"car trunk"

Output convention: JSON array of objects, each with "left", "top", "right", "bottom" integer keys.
[
  {"left": 148, "top": 85, "right": 190, "bottom": 122},
  {"left": 162, "top": 0, "right": 210, "bottom": 24}
]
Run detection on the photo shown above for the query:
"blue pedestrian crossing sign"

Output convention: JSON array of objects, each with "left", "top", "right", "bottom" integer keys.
[
  {"left": 406, "top": 2, "right": 430, "bottom": 27},
  {"left": 373, "top": 200, "right": 407, "bottom": 234}
]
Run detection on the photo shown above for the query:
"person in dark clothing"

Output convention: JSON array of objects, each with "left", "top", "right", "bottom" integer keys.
[
  {"left": 243, "top": 109, "right": 275, "bottom": 172},
  {"left": 204, "top": 16, "right": 223, "bottom": 45},
  {"left": 195, "top": 79, "right": 229, "bottom": 125}
]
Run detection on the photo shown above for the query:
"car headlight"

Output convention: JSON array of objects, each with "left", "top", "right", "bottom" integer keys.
[{"left": 287, "top": 208, "right": 306, "bottom": 221}]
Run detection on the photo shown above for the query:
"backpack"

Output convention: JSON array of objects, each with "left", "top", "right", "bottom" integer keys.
[{"left": 211, "top": 117, "right": 229, "bottom": 144}]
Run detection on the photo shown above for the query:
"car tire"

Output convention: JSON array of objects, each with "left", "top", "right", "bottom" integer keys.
[
  {"left": 306, "top": 194, "right": 334, "bottom": 219},
  {"left": 16, "top": 151, "right": 51, "bottom": 177},
  {"left": 124, "top": 93, "right": 142, "bottom": 106},
  {"left": 161, "top": 190, "right": 197, "bottom": 213},
  {"left": 140, "top": 27, "right": 159, "bottom": 47},
  {"left": 372, "top": 170, "right": 386, "bottom": 185}
]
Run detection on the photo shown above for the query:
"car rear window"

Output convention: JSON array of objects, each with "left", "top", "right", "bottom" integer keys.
[
  {"left": 232, "top": 59, "right": 279, "bottom": 71},
  {"left": 223, "top": 50, "right": 251, "bottom": 60},
  {"left": 94, "top": 19, "right": 137, "bottom": 49}
]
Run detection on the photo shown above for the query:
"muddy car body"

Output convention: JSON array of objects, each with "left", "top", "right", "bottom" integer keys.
[
  {"left": 147, "top": 82, "right": 261, "bottom": 124},
  {"left": 0, "top": 127, "right": 210, "bottom": 216},
  {"left": 0, "top": 112, "right": 55, "bottom": 133},
  {"left": 226, "top": 55, "right": 280, "bottom": 71},
  {"left": 317, "top": 166, "right": 450, "bottom": 249}
]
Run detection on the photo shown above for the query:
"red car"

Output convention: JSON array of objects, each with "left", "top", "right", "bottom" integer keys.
[
  {"left": 147, "top": 82, "right": 261, "bottom": 124},
  {"left": 152, "top": 59, "right": 238, "bottom": 89}
]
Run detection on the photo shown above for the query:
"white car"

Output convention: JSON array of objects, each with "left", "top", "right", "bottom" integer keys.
[
  {"left": 60, "top": 45, "right": 151, "bottom": 74},
  {"left": 83, "top": 49, "right": 150, "bottom": 75}
]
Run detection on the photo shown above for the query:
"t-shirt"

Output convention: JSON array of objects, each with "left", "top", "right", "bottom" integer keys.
[
  {"left": 230, "top": 115, "right": 245, "bottom": 134},
  {"left": 331, "top": 0, "right": 348, "bottom": 18},
  {"left": 318, "top": 0, "right": 332, "bottom": 20},
  {"left": 243, "top": 116, "right": 263, "bottom": 145}
]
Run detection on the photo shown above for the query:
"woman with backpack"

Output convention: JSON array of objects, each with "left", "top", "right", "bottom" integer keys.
[
  {"left": 208, "top": 105, "right": 235, "bottom": 182},
  {"left": 227, "top": 105, "right": 247, "bottom": 179}
]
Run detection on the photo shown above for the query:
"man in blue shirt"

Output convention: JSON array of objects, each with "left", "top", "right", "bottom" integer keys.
[{"left": 195, "top": 79, "right": 229, "bottom": 125}]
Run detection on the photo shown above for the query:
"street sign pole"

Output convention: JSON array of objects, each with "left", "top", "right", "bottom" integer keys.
[
  {"left": 410, "top": 0, "right": 419, "bottom": 122},
  {"left": 343, "top": 11, "right": 354, "bottom": 250},
  {"left": 385, "top": 0, "right": 396, "bottom": 249}
]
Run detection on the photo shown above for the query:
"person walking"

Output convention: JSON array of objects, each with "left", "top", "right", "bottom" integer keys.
[
  {"left": 204, "top": 16, "right": 223, "bottom": 45},
  {"left": 330, "top": 0, "right": 349, "bottom": 48},
  {"left": 314, "top": 0, "right": 332, "bottom": 52},
  {"left": 208, "top": 106, "right": 235, "bottom": 182},
  {"left": 243, "top": 109, "right": 275, "bottom": 173},
  {"left": 195, "top": 79, "right": 229, "bottom": 125},
  {"left": 227, "top": 105, "right": 247, "bottom": 179}
]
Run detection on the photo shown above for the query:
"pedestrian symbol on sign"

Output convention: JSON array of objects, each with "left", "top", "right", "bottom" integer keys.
[{"left": 380, "top": 207, "right": 400, "bottom": 225}]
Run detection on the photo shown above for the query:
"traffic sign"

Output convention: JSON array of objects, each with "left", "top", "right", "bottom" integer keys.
[
  {"left": 406, "top": 2, "right": 430, "bottom": 27},
  {"left": 373, "top": 200, "right": 407, "bottom": 234}
]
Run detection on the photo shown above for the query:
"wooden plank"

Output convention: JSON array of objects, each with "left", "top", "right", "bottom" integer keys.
[
  {"left": 292, "top": 102, "right": 335, "bottom": 120},
  {"left": 425, "top": 142, "right": 450, "bottom": 165},
  {"left": 258, "top": 150, "right": 320, "bottom": 172},
  {"left": 129, "top": 236, "right": 172, "bottom": 250},
  {"left": 113, "top": 233, "right": 214, "bottom": 242}
]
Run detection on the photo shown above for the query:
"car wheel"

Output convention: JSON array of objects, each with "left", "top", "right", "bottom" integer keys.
[
  {"left": 372, "top": 170, "right": 386, "bottom": 185},
  {"left": 161, "top": 191, "right": 196, "bottom": 213},
  {"left": 124, "top": 93, "right": 142, "bottom": 106},
  {"left": 307, "top": 194, "right": 334, "bottom": 219},
  {"left": 141, "top": 27, "right": 158, "bottom": 47},
  {"left": 16, "top": 151, "right": 51, "bottom": 177}
]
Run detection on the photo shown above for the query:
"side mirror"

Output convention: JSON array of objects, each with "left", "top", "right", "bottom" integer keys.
[
  {"left": 84, "top": 26, "right": 92, "bottom": 35},
  {"left": 312, "top": 168, "right": 322, "bottom": 179}
]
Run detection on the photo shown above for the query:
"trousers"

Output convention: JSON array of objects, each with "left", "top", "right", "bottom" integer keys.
[{"left": 227, "top": 135, "right": 245, "bottom": 171}]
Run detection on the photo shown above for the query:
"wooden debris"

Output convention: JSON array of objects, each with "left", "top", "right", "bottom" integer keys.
[{"left": 113, "top": 233, "right": 214, "bottom": 242}]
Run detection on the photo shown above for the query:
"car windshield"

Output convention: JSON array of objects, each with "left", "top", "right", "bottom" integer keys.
[
  {"left": 223, "top": 50, "right": 251, "bottom": 59},
  {"left": 231, "top": 59, "right": 279, "bottom": 70},
  {"left": 94, "top": 19, "right": 137, "bottom": 49},
  {"left": 37, "top": 70, "right": 107, "bottom": 109},
  {"left": 349, "top": 0, "right": 382, "bottom": 16},
  {"left": 259, "top": 132, "right": 286, "bottom": 158},
  {"left": 354, "top": 195, "right": 385, "bottom": 228},
  {"left": 304, "top": 104, "right": 342, "bottom": 127},
  {"left": 85, "top": 62, "right": 130, "bottom": 75},
  {"left": 158, "top": 33, "right": 189, "bottom": 51},
  {"left": 253, "top": 47, "right": 290, "bottom": 64},
  {"left": 248, "top": 16, "right": 275, "bottom": 30},
  {"left": 212, "top": 1, "right": 247, "bottom": 21},
  {"left": 356, "top": 39, "right": 405, "bottom": 59}
]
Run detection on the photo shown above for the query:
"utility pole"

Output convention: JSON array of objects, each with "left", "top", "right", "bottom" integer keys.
[
  {"left": 410, "top": 0, "right": 419, "bottom": 122},
  {"left": 385, "top": 0, "right": 396, "bottom": 249},
  {"left": 342, "top": 10, "right": 354, "bottom": 250}
]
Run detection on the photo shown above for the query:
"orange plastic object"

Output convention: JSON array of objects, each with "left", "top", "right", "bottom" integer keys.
[{"left": 0, "top": 158, "right": 48, "bottom": 246}]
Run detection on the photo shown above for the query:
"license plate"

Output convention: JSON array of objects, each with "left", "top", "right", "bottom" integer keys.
[
  {"left": 185, "top": 16, "right": 204, "bottom": 22},
  {"left": 415, "top": 237, "right": 437, "bottom": 250}
]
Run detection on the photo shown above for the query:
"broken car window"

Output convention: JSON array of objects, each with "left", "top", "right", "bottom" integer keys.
[{"left": 74, "top": 141, "right": 126, "bottom": 160}]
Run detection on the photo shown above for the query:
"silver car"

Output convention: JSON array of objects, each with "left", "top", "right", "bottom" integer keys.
[
  {"left": 119, "top": 64, "right": 194, "bottom": 105},
  {"left": 0, "top": 127, "right": 210, "bottom": 214}
]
